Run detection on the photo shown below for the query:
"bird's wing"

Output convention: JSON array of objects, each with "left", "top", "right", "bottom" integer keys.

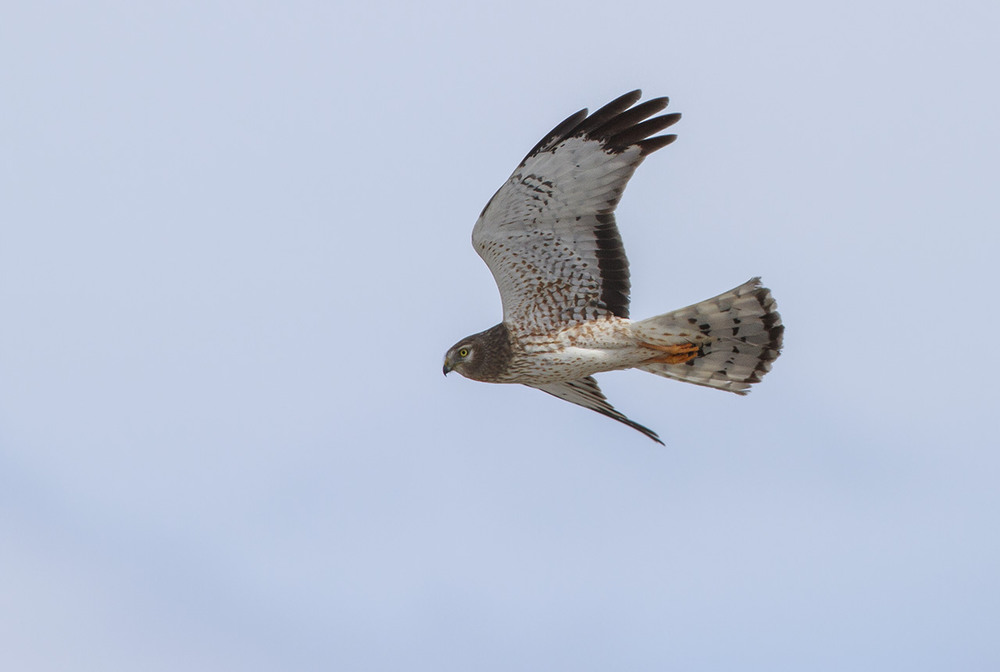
[
  {"left": 472, "top": 91, "right": 680, "bottom": 336},
  {"left": 532, "top": 376, "right": 663, "bottom": 444}
]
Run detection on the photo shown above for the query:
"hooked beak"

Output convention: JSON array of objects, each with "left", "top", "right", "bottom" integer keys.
[{"left": 442, "top": 361, "right": 452, "bottom": 376}]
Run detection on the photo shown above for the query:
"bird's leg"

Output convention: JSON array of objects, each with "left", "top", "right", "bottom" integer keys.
[{"left": 640, "top": 341, "right": 701, "bottom": 365}]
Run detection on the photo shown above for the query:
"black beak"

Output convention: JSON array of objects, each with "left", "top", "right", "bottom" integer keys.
[{"left": 442, "top": 362, "right": 452, "bottom": 376}]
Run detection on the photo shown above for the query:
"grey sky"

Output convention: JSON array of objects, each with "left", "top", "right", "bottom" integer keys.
[{"left": 2, "top": 1, "right": 998, "bottom": 670}]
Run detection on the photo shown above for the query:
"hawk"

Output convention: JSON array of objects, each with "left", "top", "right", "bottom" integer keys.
[{"left": 443, "top": 91, "right": 783, "bottom": 444}]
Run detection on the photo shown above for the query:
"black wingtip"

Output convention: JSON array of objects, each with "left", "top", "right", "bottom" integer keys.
[
  {"left": 579, "top": 93, "right": 679, "bottom": 155},
  {"left": 624, "top": 417, "right": 664, "bottom": 445},
  {"left": 595, "top": 399, "right": 664, "bottom": 445},
  {"left": 637, "top": 134, "right": 677, "bottom": 155},
  {"left": 517, "top": 91, "right": 680, "bottom": 164},
  {"left": 570, "top": 90, "right": 645, "bottom": 137}
]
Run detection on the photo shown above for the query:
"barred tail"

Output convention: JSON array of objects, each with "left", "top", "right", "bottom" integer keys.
[{"left": 632, "top": 278, "right": 784, "bottom": 394}]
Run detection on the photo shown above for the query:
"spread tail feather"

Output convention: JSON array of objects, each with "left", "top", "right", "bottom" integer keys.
[{"left": 633, "top": 278, "right": 784, "bottom": 394}]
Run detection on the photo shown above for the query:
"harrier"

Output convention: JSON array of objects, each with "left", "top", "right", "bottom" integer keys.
[{"left": 443, "top": 91, "right": 783, "bottom": 444}]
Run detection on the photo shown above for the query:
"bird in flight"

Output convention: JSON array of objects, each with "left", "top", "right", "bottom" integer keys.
[{"left": 443, "top": 91, "right": 783, "bottom": 444}]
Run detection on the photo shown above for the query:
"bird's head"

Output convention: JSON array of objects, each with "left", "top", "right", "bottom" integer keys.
[
  {"left": 442, "top": 323, "right": 512, "bottom": 382},
  {"left": 442, "top": 338, "right": 478, "bottom": 379}
]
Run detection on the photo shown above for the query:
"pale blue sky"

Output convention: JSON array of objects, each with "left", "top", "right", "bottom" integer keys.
[{"left": 2, "top": 1, "right": 998, "bottom": 670}]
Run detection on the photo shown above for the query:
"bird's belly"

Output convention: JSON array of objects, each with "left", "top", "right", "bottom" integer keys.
[
  {"left": 502, "top": 322, "right": 645, "bottom": 384},
  {"left": 514, "top": 348, "right": 631, "bottom": 382}
]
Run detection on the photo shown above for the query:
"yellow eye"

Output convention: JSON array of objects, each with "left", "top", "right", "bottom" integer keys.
[{"left": 458, "top": 348, "right": 469, "bottom": 358}]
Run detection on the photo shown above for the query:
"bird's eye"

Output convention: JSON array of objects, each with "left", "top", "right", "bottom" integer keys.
[{"left": 458, "top": 348, "right": 469, "bottom": 358}]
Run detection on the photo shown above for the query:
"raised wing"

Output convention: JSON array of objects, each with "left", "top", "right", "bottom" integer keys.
[
  {"left": 472, "top": 90, "right": 680, "bottom": 336},
  {"left": 532, "top": 376, "right": 663, "bottom": 445}
]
